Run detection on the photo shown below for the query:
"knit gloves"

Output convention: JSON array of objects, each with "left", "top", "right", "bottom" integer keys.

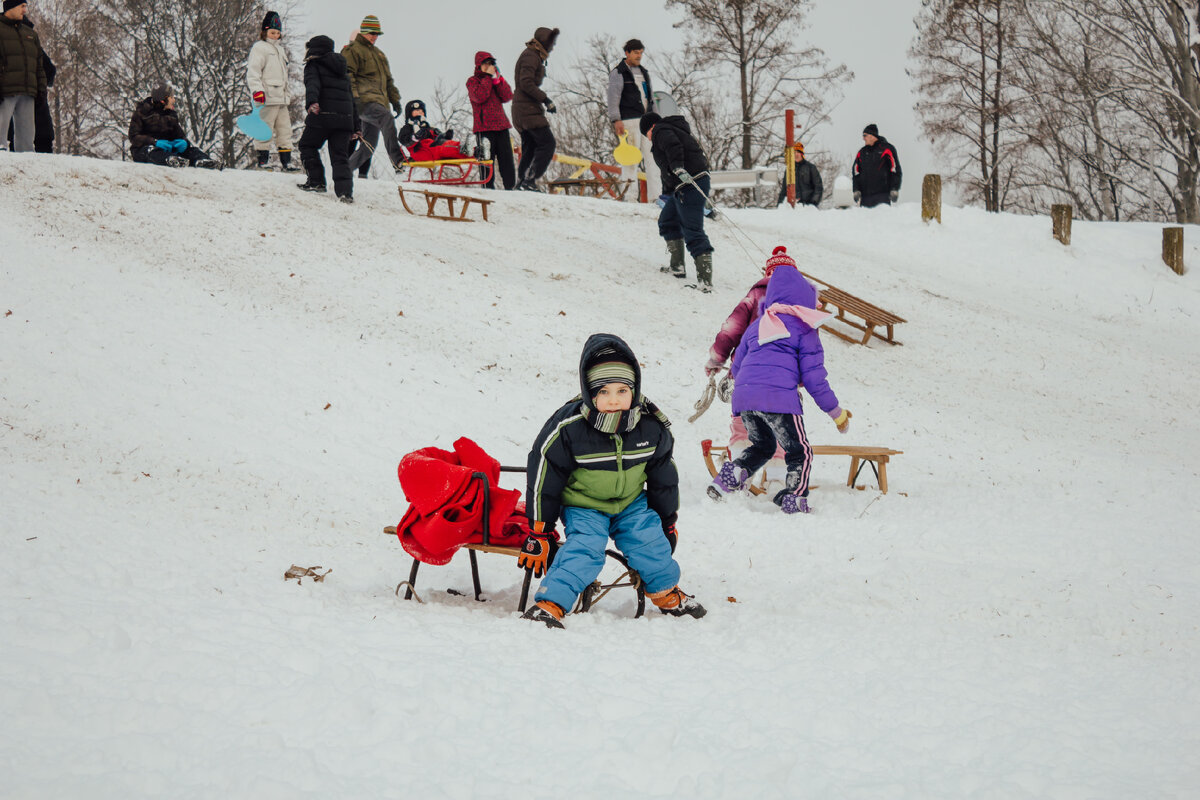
[
  {"left": 518, "top": 524, "right": 557, "bottom": 577},
  {"left": 829, "top": 407, "right": 852, "bottom": 433}
]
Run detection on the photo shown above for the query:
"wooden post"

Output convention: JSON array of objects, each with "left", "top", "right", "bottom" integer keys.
[
  {"left": 1162, "top": 227, "right": 1185, "bottom": 275},
  {"left": 1051, "top": 204, "right": 1072, "bottom": 245},
  {"left": 784, "top": 109, "right": 796, "bottom": 207},
  {"left": 921, "top": 175, "right": 942, "bottom": 224}
]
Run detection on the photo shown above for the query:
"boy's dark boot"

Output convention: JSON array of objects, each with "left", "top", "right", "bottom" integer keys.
[
  {"left": 650, "top": 587, "right": 707, "bottom": 619},
  {"left": 521, "top": 600, "right": 565, "bottom": 629},
  {"left": 278, "top": 148, "right": 300, "bottom": 172},
  {"left": 255, "top": 149, "right": 272, "bottom": 170},
  {"left": 661, "top": 239, "right": 686, "bottom": 278},
  {"left": 297, "top": 179, "right": 326, "bottom": 192},
  {"left": 691, "top": 252, "right": 714, "bottom": 293}
]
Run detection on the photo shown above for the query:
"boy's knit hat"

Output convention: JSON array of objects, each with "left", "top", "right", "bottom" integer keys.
[
  {"left": 360, "top": 14, "right": 382, "bottom": 35},
  {"left": 863, "top": 123, "right": 879, "bottom": 136},
  {"left": 764, "top": 245, "right": 796, "bottom": 277},
  {"left": 640, "top": 112, "right": 662, "bottom": 137},
  {"left": 586, "top": 361, "right": 636, "bottom": 394}
]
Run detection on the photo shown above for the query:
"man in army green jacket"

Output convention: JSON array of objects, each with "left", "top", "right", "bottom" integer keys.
[{"left": 344, "top": 14, "right": 404, "bottom": 176}]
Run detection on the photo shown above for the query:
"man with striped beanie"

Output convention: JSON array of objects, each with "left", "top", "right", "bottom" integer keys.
[
  {"left": 520, "top": 333, "right": 707, "bottom": 628},
  {"left": 344, "top": 14, "right": 405, "bottom": 176}
]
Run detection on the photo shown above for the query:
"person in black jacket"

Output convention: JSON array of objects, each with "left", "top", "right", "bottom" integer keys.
[
  {"left": 127, "top": 84, "right": 220, "bottom": 168},
  {"left": 296, "top": 35, "right": 360, "bottom": 203},
  {"left": 776, "top": 142, "right": 823, "bottom": 207},
  {"left": 518, "top": 332, "right": 706, "bottom": 628},
  {"left": 641, "top": 111, "right": 714, "bottom": 292},
  {"left": 4, "top": 14, "right": 53, "bottom": 152},
  {"left": 852, "top": 123, "right": 901, "bottom": 207}
]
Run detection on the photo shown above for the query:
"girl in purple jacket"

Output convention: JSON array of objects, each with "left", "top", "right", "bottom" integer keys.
[{"left": 707, "top": 262, "right": 851, "bottom": 514}]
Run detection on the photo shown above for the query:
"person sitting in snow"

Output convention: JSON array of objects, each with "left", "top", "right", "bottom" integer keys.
[
  {"left": 707, "top": 258, "right": 850, "bottom": 514},
  {"left": 397, "top": 99, "right": 465, "bottom": 161},
  {"left": 520, "top": 333, "right": 706, "bottom": 629},
  {"left": 127, "top": 83, "right": 220, "bottom": 169}
]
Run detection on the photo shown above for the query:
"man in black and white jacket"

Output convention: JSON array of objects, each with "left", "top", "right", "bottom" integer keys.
[{"left": 606, "top": 39, "right": 660, "bottom": 203}]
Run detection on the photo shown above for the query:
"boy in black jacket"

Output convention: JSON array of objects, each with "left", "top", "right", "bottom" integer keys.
[
  {"left": 519, "top": 333, "right": 706, "bottom": 629},
  {"left": 641, "top": 112, "right": 715, "bottom": 292},
  {"left": 297, "top": 35, "right": 360, "bottom": 203}
]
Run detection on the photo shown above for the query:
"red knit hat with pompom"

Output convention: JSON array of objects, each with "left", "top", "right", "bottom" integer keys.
[{"left": 764, "top": 245, "right": 796, "bottom": 277}]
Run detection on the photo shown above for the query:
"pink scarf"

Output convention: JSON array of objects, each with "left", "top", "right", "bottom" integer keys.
[{"left": 757, "top": 303, "right": 832, "bottom": 344}]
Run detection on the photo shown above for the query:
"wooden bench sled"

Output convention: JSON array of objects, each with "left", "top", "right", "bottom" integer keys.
[
  {"left": 802, "top": 272, "right": 907, "bottom": 346},
  {"left": 397, "top": 185, "right": 493, "bottom": 222},
  {"left": 387, "top": 469, "right": 647, "bottom": 617},
  {"left": 702, "top": 439, "right": 903, "bottom": 494}
]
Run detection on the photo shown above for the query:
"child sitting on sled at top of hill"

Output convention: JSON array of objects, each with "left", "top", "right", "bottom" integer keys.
[
  {"left": 398, "top": 99, "right": 466, "bottom": 162},
  {"left": 707, "top": 253, "right": 851, "bottom": 515},
  {"left": 519, "top": 333, "right": 706, "bottom": 629}
]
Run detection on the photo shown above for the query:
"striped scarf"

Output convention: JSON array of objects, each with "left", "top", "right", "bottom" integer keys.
[{"left": 577, "top": 395, "right": 672, "bottom": 434}]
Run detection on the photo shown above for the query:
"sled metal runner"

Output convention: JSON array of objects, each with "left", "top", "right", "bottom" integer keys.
[
  {"left": 400, "top": 157, "right": 494, "bottom": 186},
  {"left": 388, "top": 467, "right": 647, "bottom": 617}
]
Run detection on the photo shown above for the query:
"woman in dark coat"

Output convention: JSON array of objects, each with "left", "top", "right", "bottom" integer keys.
[
  {"left": 510, "top": 26, "right": 558, "bottom": 191},
  {"left": 296, "top": 35, "right": 360, "bottom": 203}
]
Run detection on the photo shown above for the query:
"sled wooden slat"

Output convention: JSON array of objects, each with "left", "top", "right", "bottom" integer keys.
[
  {"left": 548, "top": 176, "right": 630, "bottom": 200},
  {"left": 702, "top": 440, "right": 903, "bottom": 494},
  {"left": 801, "top": 272, "right": 906, "bottom": 346},
  {"left": 397, "top": 185, "right": 492, "bottom": 222}
]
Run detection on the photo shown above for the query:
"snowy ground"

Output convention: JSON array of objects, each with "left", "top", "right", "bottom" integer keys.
[{"left": 3, "top": 153, "right": 1199, "bottom": 798}]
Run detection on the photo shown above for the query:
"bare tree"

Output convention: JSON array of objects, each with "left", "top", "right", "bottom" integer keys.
[
  {"left": 664, "top": 0, "right": 851, "bottom": 173},
  {"left": 1018, "top": 0, "right": 1200, "bottom": 222},
  {"left": 910, "top": 0, "right": 1026, "bottom": 211}
]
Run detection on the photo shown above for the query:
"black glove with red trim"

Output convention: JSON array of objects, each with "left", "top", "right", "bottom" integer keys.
[
  {"left": 517, "top": 530, "right": 556, "bottom": 578},
  {"left": 662, "top": 514, "right": 679, "bottom": 553}
]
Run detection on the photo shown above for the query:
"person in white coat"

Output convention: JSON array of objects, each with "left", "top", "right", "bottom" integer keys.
[{"left": 246, "top": 11, "right": 296, "bottom": 170}]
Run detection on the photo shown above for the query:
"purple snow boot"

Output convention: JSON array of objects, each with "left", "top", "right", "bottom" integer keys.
[
  {"left": 707, "top": 460, "right": 750, "bottom": 501},
  {"left": 780, "top": 494, "right": 812, "bottom": 514}
]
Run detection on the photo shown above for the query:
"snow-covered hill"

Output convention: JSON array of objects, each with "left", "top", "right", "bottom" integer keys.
[{"left": 3, "top": 153, "right": 1199, "bottom": 798}]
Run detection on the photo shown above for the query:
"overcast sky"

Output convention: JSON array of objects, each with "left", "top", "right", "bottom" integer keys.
[{"left": 289, "top": 0, "right": 931, "bottom": 199}]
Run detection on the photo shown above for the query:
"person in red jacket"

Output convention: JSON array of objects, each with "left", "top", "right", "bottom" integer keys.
[{"left": 466, "top": 50, "right": 515, "bottom": 190}]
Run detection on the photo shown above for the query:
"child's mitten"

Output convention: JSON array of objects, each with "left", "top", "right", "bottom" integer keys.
[
  {"left": 830, "top": 407, "right": 851, "bottom": 434},
  {"left": 517, "top": 531, "right": 555, "bottom": 578},
  {"left": 252, "top": 91, "right": 266, "bottom": 104},
  {"left": 663, "top": 517, "right": 679, "bottom": 554}
]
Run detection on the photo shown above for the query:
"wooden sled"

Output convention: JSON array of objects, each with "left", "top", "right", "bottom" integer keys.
[
  {"left": 397, "top": 185, "right": 493, "bottom": 222},
  {"left": 388, "top": 469, "right": 647, "bottom": 617},
  {"left": 701, "top": 439, "right": 903, "bottom": 494},
  {"left": 802, "top": 272, "right": 907, "bottom": 346},
  {"left": 400, "top": 158, "right": 494, "bottom": 186}
]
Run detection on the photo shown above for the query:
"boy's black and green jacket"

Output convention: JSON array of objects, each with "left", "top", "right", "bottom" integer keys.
[{"left": 527, "top": 334, "right": 679, "bottom": 533}]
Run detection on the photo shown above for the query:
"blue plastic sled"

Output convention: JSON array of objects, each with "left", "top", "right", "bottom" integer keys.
[{"left": 235, "top": 105, "right": 273, "bottom": 142}]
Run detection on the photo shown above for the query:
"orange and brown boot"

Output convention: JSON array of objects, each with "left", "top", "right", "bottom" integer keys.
[
  {"left": 648, "top": 586, "right": 707, "bottom": 619},
  {"left": 521, "top": 600, "right": 566, "bottom": 629}
]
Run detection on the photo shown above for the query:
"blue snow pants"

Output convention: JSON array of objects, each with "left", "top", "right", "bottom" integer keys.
[
  {"left": 534, "top": 493, "right": 680, "bottom": 613},
  {"left": 657, "top": 174, "right": 713, "bottom": 258}
]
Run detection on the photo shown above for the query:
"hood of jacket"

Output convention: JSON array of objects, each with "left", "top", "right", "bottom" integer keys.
[
  {"left": 526, "top": 26, "right": 559, "bottom": 56},
  {"left": 657, "top": 114, "right": 693, "bottom": 137},
  {"left": 474, "top": 50, "right": 495, "bottom": 68},
  {"left": 305, "top": 35, "right": 334, "bottom": 58},
  {"left": 577, "top": 333, "right": 642, "bottom": 414},
  {"left": 404, "top": 99, "right": 427, "bottom": 121},
  {"left": 763, "top": 263, "right": 819, "bottom": 310}
]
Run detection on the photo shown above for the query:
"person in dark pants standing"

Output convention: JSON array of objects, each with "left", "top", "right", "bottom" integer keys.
[
  {"left": 852, "top": 123, "right": 902, "bottom": 208},
  {"left": 466, "top": 50, "right": 515, "bottom": 190},
  {"left": 776, "top": 142, "right": 823, "bottom": 207},
  {"left": 296, "top": 35, "right": 359, "bottom": 203},
  {"left": 344, "top": 15, "right": 404, "bottom": 177},
  {"left": 511, "top": 26, "right": 558, "bottom": 192},
  {"left": 642, "top": 111, "right": 714, "bottom": 293}
]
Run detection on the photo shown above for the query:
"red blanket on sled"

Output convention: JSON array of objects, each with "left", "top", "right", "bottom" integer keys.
[{"left": 394, "top": 437, "right": 530, "bottom": 565}]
